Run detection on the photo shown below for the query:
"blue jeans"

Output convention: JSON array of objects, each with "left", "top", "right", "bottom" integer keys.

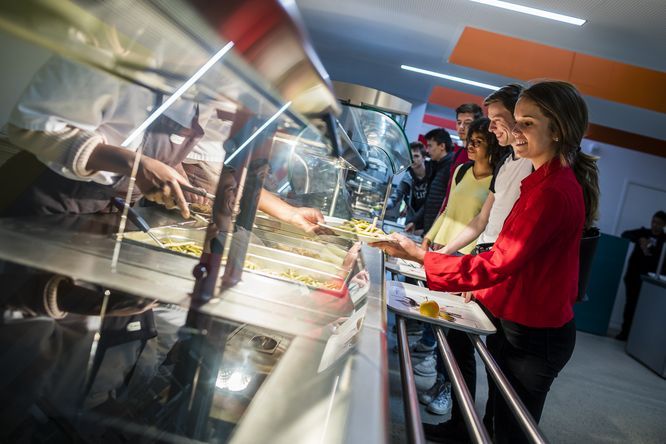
[{"left": 421, "top": 324, "right": 445, "bottom": 373}]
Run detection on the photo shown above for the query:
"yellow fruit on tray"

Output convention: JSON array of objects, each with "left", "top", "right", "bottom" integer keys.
[{"left": 419, "top": 300, "right": 439, "bottom": 318}]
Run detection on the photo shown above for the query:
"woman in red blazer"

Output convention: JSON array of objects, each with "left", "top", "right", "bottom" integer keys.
[{"left": 374, "top": 81, "right": 600, "bottom": 444}]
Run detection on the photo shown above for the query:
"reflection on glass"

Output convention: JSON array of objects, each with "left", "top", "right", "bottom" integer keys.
[{"left": 216, "top": 368, "right": 252, "bottom": 392}]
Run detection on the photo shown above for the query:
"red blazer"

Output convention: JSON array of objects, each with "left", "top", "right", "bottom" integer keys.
[{"left": 424, "top": 159, "right": 585, "bottom": 328}]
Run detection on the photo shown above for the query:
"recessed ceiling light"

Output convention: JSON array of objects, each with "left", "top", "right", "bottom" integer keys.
[
  {"left": 401, "top": 65, "right": 499, "bottom": 91},
  {"left": 469, "top": 0, "right": 586, "bottom": 26}
]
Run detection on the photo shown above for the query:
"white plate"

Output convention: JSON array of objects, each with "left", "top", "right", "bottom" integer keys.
[{"left": 386, "top": 281, "right": 496, "bottom": 335}]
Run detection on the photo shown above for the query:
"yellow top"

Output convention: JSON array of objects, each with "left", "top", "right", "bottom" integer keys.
[{"left": 425, "top": 164, "right": 492, "bottom": 254}]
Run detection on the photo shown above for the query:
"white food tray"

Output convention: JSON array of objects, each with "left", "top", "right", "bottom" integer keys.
[
  {"left": 386, "top": 281, "right": 496, "bottom": 335},
  {"left": 385, "top": 257, "right": 426, "bottom": 281}
]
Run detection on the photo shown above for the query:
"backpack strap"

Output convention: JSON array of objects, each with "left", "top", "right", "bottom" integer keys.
[{"left": 455, "top": 161, "right": 474, "bottom": 185}]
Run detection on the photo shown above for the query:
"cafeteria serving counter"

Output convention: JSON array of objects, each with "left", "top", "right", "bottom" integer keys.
[{"left": 0, "top": 208, "right": 388, "bottom": 443}]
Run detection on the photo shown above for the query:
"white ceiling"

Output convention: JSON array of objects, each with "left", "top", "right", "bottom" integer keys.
[{"left": 295, "top": 0, "right": 666, "bottom": 140}]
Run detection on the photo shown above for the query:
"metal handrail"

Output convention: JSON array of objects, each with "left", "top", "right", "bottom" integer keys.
[
  {"left": 434, "top": 327, "right": 492, "bottom": 444},
  {"left": 396, "top": 316, "right": 426, "bottom": 444},
  {"left": 469, "top": 334, "right": 550, "bottom": 444}
]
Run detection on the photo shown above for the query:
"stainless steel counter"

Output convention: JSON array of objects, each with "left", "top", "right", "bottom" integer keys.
[{"left": 0, "top": 211, "right": 388, "bottom": 443}]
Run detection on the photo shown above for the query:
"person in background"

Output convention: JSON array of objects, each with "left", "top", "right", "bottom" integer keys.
[
  {"left": 438, "top": 104, "right": 484, "bottom": 213},
  {"left": 424, "top": 117, "right": 501, "bottom": 253},
  {"left": 373, "top": 80, "right": 600, "bottom": 444},
  {"left": 386, "top": 142, "right": 431, "bottom": 225},
  {"left": 0, "top": 56, "right": 326, "bottom": 234},
  {"left": 406, "top": 84, "right": 532, "bottom": 438},
  {"left": 411, "top": 117, "right": 501, "bottom": 416},
  {"left": 440, "top": 84, "right": 533, "bottom": 257},
  {"left": 616, "top": 210, "right": 666, "bottom": 340},
  {"left": 406, "top": 128, "right": 454, "bottom": 234}
]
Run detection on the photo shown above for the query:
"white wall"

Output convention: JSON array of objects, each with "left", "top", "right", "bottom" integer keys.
[
  {"left": 582, "top": 140, "right": 666, "bottom": 235},
  {"left": 404, "top": 102, "right": 427, "bottom": 143},
  {"left": 0, "top": 32, "right": 51, "bottom": 125}
]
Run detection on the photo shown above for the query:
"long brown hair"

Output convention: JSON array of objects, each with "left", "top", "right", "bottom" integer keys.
[{"left": 520, "top": 81, "right": 600, "bottom": 228}]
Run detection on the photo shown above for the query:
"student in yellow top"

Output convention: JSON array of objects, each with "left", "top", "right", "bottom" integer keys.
[{"left": 423, "top": 117, "right": 501, "bottom": 254}]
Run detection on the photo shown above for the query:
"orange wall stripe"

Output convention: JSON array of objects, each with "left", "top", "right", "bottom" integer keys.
[
  {"left": 586, "top": 123, "right": 666, "bottom": 158},
  {"left": 428, "top": 86, "right": 485, "bottom": 110},
  {"left": 423, "top": 114, "right": 456, "bottom": 131},
  {"left": 449, "top": 27, "right": 666, "bottom": 114}
]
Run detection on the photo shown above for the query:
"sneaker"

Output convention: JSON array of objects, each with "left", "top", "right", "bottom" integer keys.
[
  {"left": 413, "top": 354, "right": 437, "bottom": 377},
  {"left": 410, "top": 340, "right": 436, "bottom": 358},
  {"left": 427, "top": 382, "right": 452, "bottom": 415},
  {"left": 418, "top": 374, "right": 445, "bottom": 405}
]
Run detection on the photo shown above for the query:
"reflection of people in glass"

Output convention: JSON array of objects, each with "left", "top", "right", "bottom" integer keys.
[
  {"left": 0, "top": 56, "right": 331, "bottom": 238},
  {"left": 0, "top": 56, "right": 206, "bottom": 219}
]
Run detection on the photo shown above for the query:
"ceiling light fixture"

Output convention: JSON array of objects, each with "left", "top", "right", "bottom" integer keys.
[
  {"left": 401, "top": 65, "right": 499, "bottom": 91},
  {"left": 469, "top": 0, "right": 586, "bottom": 26}
]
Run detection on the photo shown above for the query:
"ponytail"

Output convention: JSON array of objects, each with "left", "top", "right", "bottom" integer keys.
[
  {"left": 568, "top": 150, "right": 600, "bottom": 229},
  {"left": 521, "top": 81, "right": 600, "bottom": 230}
]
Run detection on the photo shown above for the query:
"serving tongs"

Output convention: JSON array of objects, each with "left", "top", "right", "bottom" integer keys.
[
  {"left": 112, "top": 197, "right": 165, "bottom": 248},
  {"left": 180, "top": 184, "right": 216, "bottom": 200}
]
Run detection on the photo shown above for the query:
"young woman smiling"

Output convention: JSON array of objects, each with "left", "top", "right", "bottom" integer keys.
[
  {"left": 424, "top": 117, "right": 502, "bottom": 254},
  {"left": 373, "top": 81, "right": 600, "bottom": 443}
]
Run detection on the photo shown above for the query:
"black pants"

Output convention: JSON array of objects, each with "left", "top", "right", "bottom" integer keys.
[
  {"left": 446, "top": 303, "right": 500, "bottom": 435},
  {"left": 491, "top": 318, "right": 576, "bottom": 444},
  {"left": 447, "top": 315, "right": 576, "bottom": 444},
  {"left": 620, "top": 275, "right": 642, "bottom": 336}
]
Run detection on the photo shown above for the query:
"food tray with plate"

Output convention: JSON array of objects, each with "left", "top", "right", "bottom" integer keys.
[
  {"left": 318, "top": 218, "right": 392, "bottom": 243},
  {"left": 386, "top": 281, "right": 496, "bottom": 335},
  {"left": 385, "top": 257, "right": 426, "bottom": 281}
]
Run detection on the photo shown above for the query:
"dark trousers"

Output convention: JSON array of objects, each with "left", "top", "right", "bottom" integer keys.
[
  {"left": 446, "top": 303, "right": 500, "bottom": 435},
  {"left": 491, "top": 319, "right": 576, "bottom": 444},
  {"left": 447, "top": 314, "right": 576, "bottom": 444},
  {"left": 620, "top": 275, "right": 642, "bottom": 336}
]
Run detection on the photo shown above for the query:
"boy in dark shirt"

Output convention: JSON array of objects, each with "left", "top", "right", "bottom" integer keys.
[
  {"left": 387, "top": 142, "right": 431, "bottom": 224},
  {"left": 617, "top": 210, "right": 666, "bottom": 340},
  {"left": 406, "top": 129, "right": 454, "bottom": 233}
]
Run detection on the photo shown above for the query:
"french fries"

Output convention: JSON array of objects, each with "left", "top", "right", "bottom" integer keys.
[
  {"left": 340, "top": 218, "right": 386, "bottom": 238},
  {"left": 164, "top": 241, "right": 203, "bottom": 256},
  {"left": 280, "top": 269, "right": 340, "bottom": 290},
  {"left": 162, "top": 241, "right": 338, "bottom": 290}
]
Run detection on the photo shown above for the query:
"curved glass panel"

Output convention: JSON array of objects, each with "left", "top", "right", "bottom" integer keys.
[
  {"left": 334, "top": 104, "right": 411, "bottom": 220},
  {"left": 337, "top": 104, "right": 411, "bottom": 175}
]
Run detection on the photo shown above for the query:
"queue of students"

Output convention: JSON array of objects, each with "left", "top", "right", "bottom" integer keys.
[{"left": 374, "top": 80, "right": 600, "bottom": 444}]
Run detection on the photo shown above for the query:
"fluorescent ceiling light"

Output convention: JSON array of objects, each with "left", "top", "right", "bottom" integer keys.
[
  {"left": 401, "top": 65, "right": 499, "bottom": 91},
  {"left": 469, "top": 0, "right": 586, "bottom": 26},
  {"left": 224, "top": 101, "right": 293, "bottom": 165}
]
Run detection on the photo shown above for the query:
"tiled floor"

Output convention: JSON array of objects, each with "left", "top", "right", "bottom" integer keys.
[{"left": 387, "top": 312, "right": 666, "bottom": 443}]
